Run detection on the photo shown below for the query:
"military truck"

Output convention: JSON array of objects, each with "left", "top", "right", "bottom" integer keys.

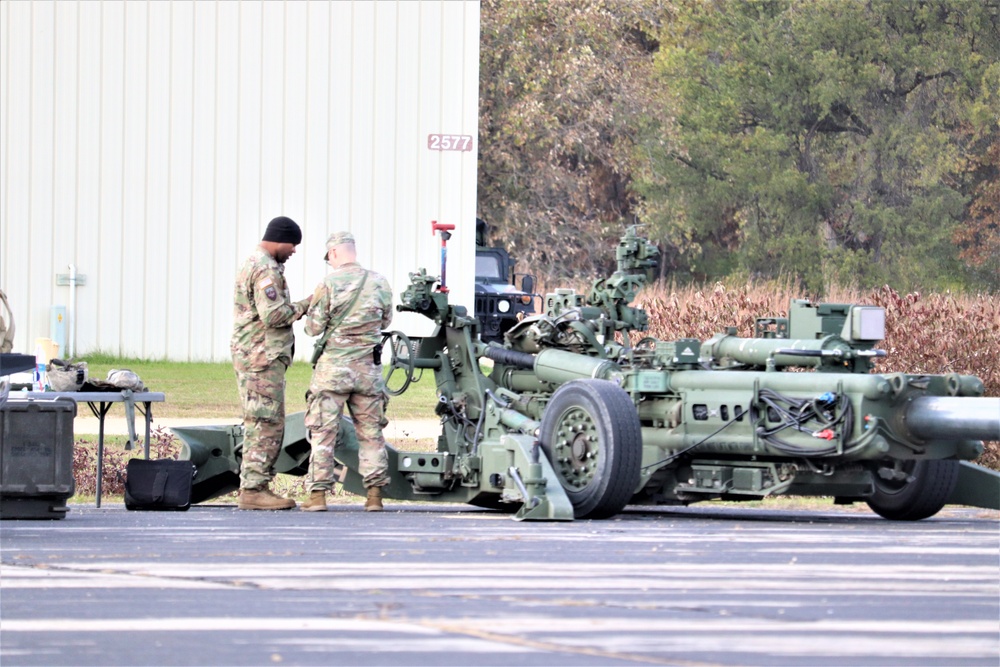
[{"left": 474, "top": 219, "right": 537, "bottom": 343}]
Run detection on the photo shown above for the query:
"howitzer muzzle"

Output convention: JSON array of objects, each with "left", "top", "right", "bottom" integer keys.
[{"left": 903, "top": 396, "right": 1000, "bottom": 442}]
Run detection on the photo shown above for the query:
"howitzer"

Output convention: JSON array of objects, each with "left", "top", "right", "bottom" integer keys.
[{"left": 173, "top": 227, "right": 1000, "bottom": 520}]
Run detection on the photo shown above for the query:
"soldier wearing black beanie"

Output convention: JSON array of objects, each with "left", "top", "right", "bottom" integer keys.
[
  {"left": 230, "top": 214, "right": 311, "bottom": 510},
  {"left": 262, "top": 216, "right": 302, "bottom": 245}
]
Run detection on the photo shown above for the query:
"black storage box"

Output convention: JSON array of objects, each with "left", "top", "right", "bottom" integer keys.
[{"left": 0, "top": 397, "right": 77, "bottom": 519}]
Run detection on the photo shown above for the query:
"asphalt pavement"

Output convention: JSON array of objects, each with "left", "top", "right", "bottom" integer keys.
[{"left": 2, "top": 502, "right": 997, "bottom": 667}]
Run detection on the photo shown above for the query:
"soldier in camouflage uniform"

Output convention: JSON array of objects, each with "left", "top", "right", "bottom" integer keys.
[
  {"left": 231, "top": 216, "right": 312, "bottom": 510},
  {"left": 301, "top": 231, "right": 393, "bottom": 512}
]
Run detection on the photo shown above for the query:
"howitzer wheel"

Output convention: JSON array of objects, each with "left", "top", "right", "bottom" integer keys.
[
  {"left": 539, "top": 379, "right": 642, "bottom": 519},
  {"left": 382, "top": 331, "right": 416, "bottom": 396},
  {"left": 865, "top": 459, "right": 960, "bottom": 521}
]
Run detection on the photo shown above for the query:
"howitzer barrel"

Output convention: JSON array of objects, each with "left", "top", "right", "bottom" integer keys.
[
  {"left": 484, "top": 345, "right": 535, "bottom": 369},
  {"left": 704, "top": 334, "right": 849, "bottom": 368},
  {"left": 905, "top": 396, "right": 1000, "bottom": 442},
  {"left": 484, "top": 346, "right": 622, "bottom": 385},
  {"left": 534, "top": 349, "right": 621, "bottom": 384}
]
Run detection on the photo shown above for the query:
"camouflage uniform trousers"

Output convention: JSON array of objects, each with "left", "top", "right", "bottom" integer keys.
[
  {"left": 235, "top": 362, "right": 287, "bottom": 490},
  {"left": 305, "top": 360, "right": 389, "bottom": 491}
]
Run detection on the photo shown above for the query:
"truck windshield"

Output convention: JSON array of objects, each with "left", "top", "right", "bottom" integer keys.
[{"left": 476, "top": 254, "right": 503, "bottom": 280}]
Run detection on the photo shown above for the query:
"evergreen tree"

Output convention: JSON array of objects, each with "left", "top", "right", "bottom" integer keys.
[{"left": 637, "top": 0, "right": 1000, "bottom": 292}]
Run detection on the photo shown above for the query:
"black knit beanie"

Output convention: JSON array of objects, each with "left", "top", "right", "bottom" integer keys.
[{"left": 262, "top": 216, "right": 302, "bottom": 244}]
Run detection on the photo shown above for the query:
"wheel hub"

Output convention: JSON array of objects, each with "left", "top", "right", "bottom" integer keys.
[
  {"left": 873, "top": 461, "right": 916, "bottom": 494},
  {"left": 552, "top": 408, "right": 600, "bottom": 490}
]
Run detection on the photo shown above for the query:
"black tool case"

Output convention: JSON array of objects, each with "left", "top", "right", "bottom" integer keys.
[{"left": 124, "top": 458, "right": 195, "bottom": 511}]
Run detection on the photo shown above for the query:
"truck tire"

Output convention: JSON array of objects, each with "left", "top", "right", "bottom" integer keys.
[
  {"left": 865, "top": 459, "right": 960, "bottom": 521},
  {"left": 539, "top": 379, "right": 642, "bottom": 519}
]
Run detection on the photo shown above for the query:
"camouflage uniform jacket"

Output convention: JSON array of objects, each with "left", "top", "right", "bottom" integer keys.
[
  {"left": 231, "top": 246, "right": 308, "bottom": 372},
  {"left": 305, "top": 262, "right": 393, "bottom": 367}
]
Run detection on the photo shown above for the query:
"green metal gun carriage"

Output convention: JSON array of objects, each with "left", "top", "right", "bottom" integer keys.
[{"left": 174, "top": 227, "right": 1000, "bottom": 521}]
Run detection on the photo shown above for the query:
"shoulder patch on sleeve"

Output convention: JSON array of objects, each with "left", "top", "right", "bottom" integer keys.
[{"left": 257, "top": 276, "right": 275, "bottom": 290}]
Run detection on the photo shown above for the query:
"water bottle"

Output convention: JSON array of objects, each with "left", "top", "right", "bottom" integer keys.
[{"left": 34, "top": 344, "right": 48, "bottom": 391}]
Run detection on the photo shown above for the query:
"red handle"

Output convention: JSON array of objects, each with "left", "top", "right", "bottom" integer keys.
[{"left": 431, "top": 219, "right": 455, "bottom": 234}]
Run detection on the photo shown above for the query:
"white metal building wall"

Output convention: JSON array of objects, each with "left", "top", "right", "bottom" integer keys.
[{"left": 0, "top": 0, "right": 479, "bottom": 362}]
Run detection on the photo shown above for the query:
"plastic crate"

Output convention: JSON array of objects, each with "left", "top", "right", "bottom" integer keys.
[{"left": 0, "top": 397, "right": 76, "bottom": 519}]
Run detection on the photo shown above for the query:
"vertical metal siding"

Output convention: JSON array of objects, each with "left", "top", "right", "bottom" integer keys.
[{"left": 0, "top": 0, "right": 479, "bottom": 362}]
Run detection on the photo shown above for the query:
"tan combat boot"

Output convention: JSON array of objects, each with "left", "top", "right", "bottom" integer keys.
[
  {"left": 364, "top": 486, "right": 383, "bottom": 512},
  {"left": 237, "top": 488, "right": 296, "bottom": 511},
  {"left": 300, "top": 490, "right": 328, "bottom": 512}
]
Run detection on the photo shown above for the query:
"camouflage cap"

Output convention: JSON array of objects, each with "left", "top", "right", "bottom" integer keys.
[{"left": 323, "top": 231, "right": 355, "bottom": 259}]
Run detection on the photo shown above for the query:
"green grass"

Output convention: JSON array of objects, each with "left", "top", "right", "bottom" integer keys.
[{"left": 78, "top": 353, "right": 439, "bottom": 420}]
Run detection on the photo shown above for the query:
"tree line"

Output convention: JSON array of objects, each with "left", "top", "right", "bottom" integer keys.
[{"left": 477, "top": 0, "right": 999, "bottom": 295}]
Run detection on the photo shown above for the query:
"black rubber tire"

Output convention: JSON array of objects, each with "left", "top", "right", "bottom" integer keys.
[
  {"left": 539, "top": 379, "right": 642, "bottom": 519},
  {"left": 865, "top": 459, "right": 960, "bottom": 521}
]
